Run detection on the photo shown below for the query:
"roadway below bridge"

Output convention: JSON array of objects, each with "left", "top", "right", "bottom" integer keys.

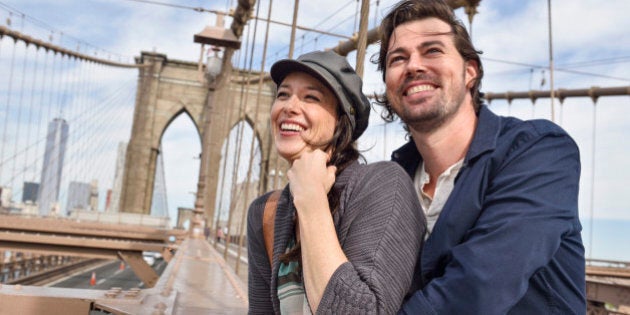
[{"left": 46, "top": 258, "right": 168, "bottom": 291}]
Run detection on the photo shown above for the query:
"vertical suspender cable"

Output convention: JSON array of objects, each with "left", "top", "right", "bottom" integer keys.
[
  {"left": 0, "top": 32, "right": 17, "bottom": 184},
  {"left": 353, "top": 0, "right": 359, "bottom": 34},
  {"left": 24, "top": 46, "right": 40, "bottom": 186},
  {"left": 547, "top": 0, "right": 555, "bottom": 122},
  {"left": 224, "top": 0, "right": 263, "bottom": 260},
  {"left": 31, "top": 49, "right": 50, "bottom": 182},
  {"left": 355, "top": 0, "right": 369, "bottom": 78},
  {"left": 373, "top": 0, "right": 380, "bottom": 28},
  {"left": 223, "top": 95, "right": 246, "bottom": 257},
  {"left": 588, "top": 102, "right": 597, "bottom": 258},
  {"left": 214, "top": 44, "right": 246, "bottom": 247},
  {"left": 270, "top": 0, "right": 301, "bottom": 191},
  {"left": 236, "top": 0, "right": 274, "bottom": 275},
  {"left": 10, "top": 40, "right": 29, "bottom": 190},
  {"left": 288, "top": 0, "right": 299, "bottom": 59}
]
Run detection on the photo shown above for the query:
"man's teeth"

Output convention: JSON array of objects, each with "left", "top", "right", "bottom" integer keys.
[
  {"left": 407, "top": 84, "right": 435, "bottom": 95},
  {"left": 281, "top": 123, "right": 304, "bottom": 132}
]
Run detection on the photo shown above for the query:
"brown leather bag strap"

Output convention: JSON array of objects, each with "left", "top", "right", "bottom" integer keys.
[{"left": 262, "top": 190, "right": 281, "bottom": 267}]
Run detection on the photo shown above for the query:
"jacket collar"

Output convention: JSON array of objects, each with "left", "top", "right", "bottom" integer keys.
[
  {"left": 391, "top": 105, "right": 501, "bottom": 174},
  {"left": 465, "top": 105, "right": 500, "bottom": 163}
]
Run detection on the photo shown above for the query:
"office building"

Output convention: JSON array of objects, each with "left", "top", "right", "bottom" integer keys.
[
  {"left": 38, "top": 118, "right": 69, "bottom": 216},
  {"left": 22, "top": 182, "right": 39, "bottom": 203}
]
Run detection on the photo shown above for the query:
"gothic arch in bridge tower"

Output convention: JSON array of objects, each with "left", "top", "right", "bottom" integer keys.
[
  {"left": 120, "top": 52, "right": 208, "bottom": 214},
  {"left": 120, "top": 51, "right": 283, "bottom": 216}
]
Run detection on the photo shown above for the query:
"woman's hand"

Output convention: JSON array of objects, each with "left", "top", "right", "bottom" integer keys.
[
  {"left": 287, "top": 149, "right": 345, "bottom": 312},
  {"left": 287, "top": 149, "right": 336, "bottom": 210}
]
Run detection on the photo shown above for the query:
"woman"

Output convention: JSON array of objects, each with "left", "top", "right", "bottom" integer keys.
[{"left": 247, "top": 50, "right": 425, "bottom": 314}]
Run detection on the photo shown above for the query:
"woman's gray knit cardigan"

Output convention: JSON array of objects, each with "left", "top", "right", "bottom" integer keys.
[{"left": 247, "top": 160, "right": 426, "bottom": 314}]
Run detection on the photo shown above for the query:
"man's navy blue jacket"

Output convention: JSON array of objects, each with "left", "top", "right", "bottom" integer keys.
[{"left": 395, "top": 106, "right": 586, "bottom": 314}]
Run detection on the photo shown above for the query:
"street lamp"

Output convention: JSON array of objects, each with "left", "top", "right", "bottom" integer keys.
[
  {"left": 193, "top": 13, "right": 241, "bottom": 84},
  {"left": 205, "top": 46, "right": 222, "bottom": 81}
]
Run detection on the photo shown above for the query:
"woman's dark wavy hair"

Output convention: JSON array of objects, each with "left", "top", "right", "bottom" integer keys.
[
  {"left": 279, "top": 110, "right": 362, "bottom": 266},
  {"left": 373, "top": 0, "right": 484, "bottom": 121}
]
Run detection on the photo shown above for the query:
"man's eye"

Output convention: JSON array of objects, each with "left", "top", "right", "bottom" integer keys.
[
  {"left": 427, "top": 48, "right": 443, "bottom": 54},
  {"left": 388, "top": 55, "right": 405, "bottom": 66},
  {"left": 276, "top": 91, "right": 289, "bottom": 99}
]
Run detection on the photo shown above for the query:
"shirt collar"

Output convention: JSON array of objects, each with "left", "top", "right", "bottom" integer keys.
[{"left": 392, "top": 105, "right": 502, "bottom": 170}]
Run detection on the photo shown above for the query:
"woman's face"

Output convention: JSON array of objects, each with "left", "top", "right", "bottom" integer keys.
[{"left": 271, "top": 71, "right": 339, "bottom": 163}]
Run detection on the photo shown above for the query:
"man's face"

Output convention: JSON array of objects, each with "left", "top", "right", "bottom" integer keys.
[{"left": 384, "top": 18, "right": 477, "bottom": 133}]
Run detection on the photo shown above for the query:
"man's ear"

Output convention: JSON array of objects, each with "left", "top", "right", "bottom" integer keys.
[{"left": 465, "top": 60, "right": 478, "bottom": 89}]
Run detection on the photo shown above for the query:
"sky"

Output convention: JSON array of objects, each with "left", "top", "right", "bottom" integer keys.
[{"left": 0, "top": 0, "right": 629, "bottom": 260}]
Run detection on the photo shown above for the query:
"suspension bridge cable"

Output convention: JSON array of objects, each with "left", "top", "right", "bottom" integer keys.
[
  {"left": 373, "top": 0, "right": 380, "bottom": 28},
  {"left": 354, "top": 0, "right": 360, "bottom": 34},
  {"left": 26, "top": 78, "right": 121, "bottom": 202},
  {"left": 224, "top": 2, "right": 263, "bottom": 260},
  {"left": 31, "top": 45, "right": 50, "bottom": 182},
  {"left": 558, "top": 56, "right": 630, "bottom": 68},
  {"left": 213, "top": 27, "right": 249, "bottom": 247},
  {"left": 67, "top": 56, "right": 82, "bottom": 184},
  {"left": 589, "top": 101, "right": 597, "bottom": 259},
  {"left": 0, "top": 4, "right": 131, "bottom": 64},
  {"left": 10, "top": 41, "right": 29, "bottom": 188},
  {"left": 265, "top": 0, "right": 354, "bottom": 63},
  {"left": 57, "top": 55, "right": 69, "bottom": 117},
  {"left": 235, "top": 0, "right": 275, "bottom": 275},
  {"left": 23, "top": 45, "right": 40, "bottom": 187},
  {"left": 0, "top": 31, "right": 18, "bottom": 184},
  {"left": 55, "top": 75, "right": 135, "bottom": 211},
  {"left": 483, "top": 57, "right": 630, "bottom": 82}
]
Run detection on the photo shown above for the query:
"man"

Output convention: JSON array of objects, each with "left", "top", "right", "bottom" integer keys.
[{"left": 375, "top": 0, "right": 586, "bottom": 314}]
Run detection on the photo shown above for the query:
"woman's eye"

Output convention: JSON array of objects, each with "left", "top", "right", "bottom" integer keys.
[
  {"left": 276, "top": 91, "right": 289, "bottom": 99},
  {"left": 305, "top": 94, "right": 321, "bottom": 102}
]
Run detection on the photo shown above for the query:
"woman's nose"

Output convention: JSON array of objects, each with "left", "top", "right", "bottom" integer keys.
[{"left": 282, "top": 95, "right": 300, "bottom": 113}]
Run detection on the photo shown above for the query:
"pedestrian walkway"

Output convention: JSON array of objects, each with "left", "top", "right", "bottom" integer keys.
[
  {"left": 93, "top": 237, "right": 248, "bottom": 314},
  {"left": 0, "top": 236, "right": 248, "bottom": 314}
]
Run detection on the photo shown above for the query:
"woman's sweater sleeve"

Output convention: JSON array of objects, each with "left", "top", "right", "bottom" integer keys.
[{"left": 316, "top": 162, "right": 426, "bottom": 314}]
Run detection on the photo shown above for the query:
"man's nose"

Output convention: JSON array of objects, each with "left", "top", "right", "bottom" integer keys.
[{"left": 405, "top": 53, "right": 427, "bottom": 76}]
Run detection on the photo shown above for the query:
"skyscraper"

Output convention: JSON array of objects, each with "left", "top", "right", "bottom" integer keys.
[
  {"left": 89, "top": 179, "right": 99, "bottom": 211},
  {"left": 38, "top": 118, "right": 69, "bottom": 216},
  {"left": 107, "top": 142, "right": 126, "bottom": 213},
  {"left": 151, "top": 149, "right": 168, "bottom": 217},
  {"left": 66, "top": 181, "right": 90, "bottom": 214},
  {"left": 22, "top": 182, "right": 39, "bottom": 203}
]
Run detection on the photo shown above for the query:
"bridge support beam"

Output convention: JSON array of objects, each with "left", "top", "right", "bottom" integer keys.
[{"left": 117, "top": 251, "right": 159, "bottom": 288}]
